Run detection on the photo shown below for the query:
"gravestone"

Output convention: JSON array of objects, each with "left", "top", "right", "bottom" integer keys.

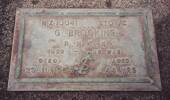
[{"left": 8, "top": 9, "right": 161, "bottom": 91}]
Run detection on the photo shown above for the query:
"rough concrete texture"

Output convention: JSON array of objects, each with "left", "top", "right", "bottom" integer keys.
[{"left": 0, "top": 0, "right": 170, "bottom": 99}]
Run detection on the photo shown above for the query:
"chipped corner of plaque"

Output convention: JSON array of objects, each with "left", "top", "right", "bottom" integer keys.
[
  {"left": 15, "top": 7, "right": 23, "bottom": 14},
  {"left": 154, "top": 79, "right": 162, "bottom": 91},
  {"left": 147, "top": 76, "right": 162, "bottom": 91}
]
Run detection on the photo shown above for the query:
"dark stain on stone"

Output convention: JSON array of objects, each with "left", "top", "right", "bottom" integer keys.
[
  {"left": 32, "top": 0, "right": 39, "bottom": 5},
  {"left": 106, "top": 0, "right": 111, "bottom": 8}
]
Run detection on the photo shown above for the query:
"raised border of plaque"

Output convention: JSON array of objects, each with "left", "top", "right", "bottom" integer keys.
[{"left": 8, "top": 8, "right": 161, "bottom": 91}]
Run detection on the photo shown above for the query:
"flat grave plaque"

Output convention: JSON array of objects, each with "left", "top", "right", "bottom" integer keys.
[{"left": 8, "top": 9, "right": 161, "bottom": 91}]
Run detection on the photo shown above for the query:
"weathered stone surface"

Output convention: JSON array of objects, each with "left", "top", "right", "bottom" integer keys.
[{"left": 8, "top": 8, "right": 161, "bottom": 91}]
